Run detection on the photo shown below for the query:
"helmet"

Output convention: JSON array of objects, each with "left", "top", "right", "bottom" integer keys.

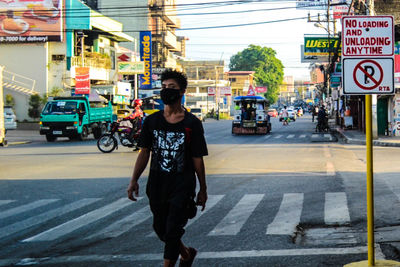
[{"left": 133, "top": 99, "right": 142, "bottom": 107}]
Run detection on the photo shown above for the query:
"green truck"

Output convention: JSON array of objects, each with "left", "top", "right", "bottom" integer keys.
[{"left": 40, "top": 96, "right": 113, "bottom": 142}]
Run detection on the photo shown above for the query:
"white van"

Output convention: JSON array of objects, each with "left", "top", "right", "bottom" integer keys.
[{"left": 4, "top": 106, "right": 17, "bottom": 130}]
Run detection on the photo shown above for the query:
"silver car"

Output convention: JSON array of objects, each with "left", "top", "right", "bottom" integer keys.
[{"left": 4, "top": 106, "right": 17, "bottom": 130}]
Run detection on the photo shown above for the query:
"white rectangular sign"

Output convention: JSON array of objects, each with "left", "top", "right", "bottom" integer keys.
[
  {"left": 342, "top": 16, "right": 394, "bottom": 57},
  {"left": 343, "top": 58, "right": 394, "bottom": 94}
]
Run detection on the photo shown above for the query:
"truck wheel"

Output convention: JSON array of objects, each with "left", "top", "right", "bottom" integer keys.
[
  {"left": 46, "top": 134, "right": 57, "bottom": 142},
  {"left": 78, "top": 126, "right": 88, "bottom": 141}
]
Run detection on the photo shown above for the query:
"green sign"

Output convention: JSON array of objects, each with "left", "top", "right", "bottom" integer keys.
[
  {"left": 304, "top": 36, "right": 341, "bottom": 56},
  {"left": 118, "top": 62, "right": 145, "bottom": 74}
]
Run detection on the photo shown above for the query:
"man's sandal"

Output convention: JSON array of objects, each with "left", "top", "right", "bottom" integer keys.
[{"left": 179, "top": 247, "right": 197, "bottom": 267}]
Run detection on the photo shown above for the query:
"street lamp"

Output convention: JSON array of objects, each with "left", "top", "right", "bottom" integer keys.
[{"left": 313, "top": 22, "right": 335, "bottom": 35}]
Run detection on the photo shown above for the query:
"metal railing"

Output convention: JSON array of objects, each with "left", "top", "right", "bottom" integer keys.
[{"left": 2, "top": 69, "right": 38, "bottom": 95}]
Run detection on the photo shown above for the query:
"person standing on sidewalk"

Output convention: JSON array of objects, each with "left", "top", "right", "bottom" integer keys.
[{"left": 127, "top": 69, "right": 208, "bottom": 267}]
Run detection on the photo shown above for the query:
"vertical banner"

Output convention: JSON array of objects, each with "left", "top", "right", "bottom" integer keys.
[
  {"left": 75, "top": 67, "right": 90, "bottom": 95},
  {"left": 139, "top": 31, "right": 152, "bottom": 89}
]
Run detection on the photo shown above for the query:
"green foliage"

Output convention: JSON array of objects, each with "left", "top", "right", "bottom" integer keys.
[
  {"left": 5, "top": 94, "right": 15, "bottom": 107},
  {"left": 229, "top": 44, "right": 284, "bottom": 104},
  {"left": 28, "top": 94, "right": 42, "bottom": 120}
]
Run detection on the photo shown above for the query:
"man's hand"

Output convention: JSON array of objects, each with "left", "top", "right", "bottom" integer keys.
[
  {"left": 127, "top": 180, "right": 139, "bottom": 201},
  {"left": 196, "top": 189, "right": 207, "bottom": 211}
]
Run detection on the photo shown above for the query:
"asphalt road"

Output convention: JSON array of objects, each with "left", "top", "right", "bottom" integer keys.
[{"left": 1, "top": 114, "right": 400, "bottom": 266}]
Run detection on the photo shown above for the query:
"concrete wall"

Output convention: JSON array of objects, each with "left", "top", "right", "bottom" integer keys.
[
  {"left": 374, "top": 0, "right": 400, "bottom": 23},
  {"left": 0, "top": 43, "right": 48, "bottom": 121},
  {"left": 48, "top": 42, "right": 67, "bottom": 92}
]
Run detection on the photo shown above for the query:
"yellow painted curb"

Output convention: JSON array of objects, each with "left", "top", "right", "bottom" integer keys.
[
  {"left": 344, "top": 260, "right": 400, "bottom": 267},
  {"left": 8, "top": 141, "right": 30, "bottom": 146}
]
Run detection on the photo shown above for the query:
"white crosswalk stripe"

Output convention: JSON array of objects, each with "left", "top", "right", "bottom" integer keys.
[
  {"left": 324, "top": 192, "right": 350, "bottom": 225},
  {"left": 22, "top": 198, "right": 132, "bottom": 242},
  {"left": 0, "top": 198, "right": 101, "bottom": 239},
  {"left": 266, "top": 193, "right": 304, "bottom": 235},
  {"left": 87, "top": 201, "right": 150, "bottom": 240},
  {"left": 0, "top": 200, "right": 15, "bottom": 207},
  {"left": 287, "top": 134, "right": 295, "bottom": 139},
  {"left": 0, "top": 199, "right": 59, "bottom": 220},
  {"left": 147, "top": 195, "right": 226, "bottom": 237},
  {"left": 208, "top": 194, "right": 264, "bottom": 236},
  {"left": 1, "top": 192, "right": 355, "bottom": 242},
  {"left": 274, "top": 134, "right": 283, "bottom": 139},
  {"left": 299, "top": 134, "right": 306, "bottom": 138}
]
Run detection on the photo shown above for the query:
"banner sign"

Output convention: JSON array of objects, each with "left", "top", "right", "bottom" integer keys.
[
  {"left": 116, "top": 82, "right": 131, "bottom": 97},
  {"left": 296, "top": 0, "right": 328, "bottom": 10},
  {"left": 342, "top": 16, "right": 394, "bottom": 57},
  {"left": 207, "top": 87, "right": 231, "bottom": 96},
  {"left": 139, "top": 31, "right": 152, "bottom": 89},
  {"left": 75, "top": 67, "right": 90, "bottom": 95},
  {"left": 304, "top": 36, "right": 341, "bottom": 57},
  {"left": 207, "top": 87, "right": 216, "bottom": 96},
  {"left": 0, "top": 0, "right": 63, "bottom": 43},
  {"left": 118, "top": 62, "right": 145, "bottom": 74},
  {"left": 255, "top": 86, "right": 267, "bottom": 93}
]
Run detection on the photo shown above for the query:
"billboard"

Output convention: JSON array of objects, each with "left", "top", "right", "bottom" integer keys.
[
  {"left": 139, "top": 31, "right": 152, "bottom": 89},
  {"left": 304, "top": 35, "right": 341, "bottom": 57},
  {"left": 0, "top": 0, "right": 63, "bottom": 43}
]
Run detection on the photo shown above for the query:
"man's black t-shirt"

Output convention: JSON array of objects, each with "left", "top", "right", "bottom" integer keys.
[{"left": 138, "top": 110, "right": 208, "bottom": 204}]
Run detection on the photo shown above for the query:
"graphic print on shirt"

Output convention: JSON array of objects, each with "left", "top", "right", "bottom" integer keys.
[{"left": 152, "top": 130, "right": 185, "bottom": 173}]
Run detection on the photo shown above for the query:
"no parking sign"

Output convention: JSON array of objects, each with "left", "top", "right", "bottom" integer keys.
[{"left": 343, "top": 58, "right": 394, "bottom": 94}]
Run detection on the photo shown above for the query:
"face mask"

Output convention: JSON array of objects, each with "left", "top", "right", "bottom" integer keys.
[{"left": 160, "top": 88, "right": 181, "bottom": 105}]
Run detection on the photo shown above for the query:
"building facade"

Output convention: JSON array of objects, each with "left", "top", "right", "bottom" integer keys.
[{"left": 0, "top": 0, "right": 135, "bottom": 121}]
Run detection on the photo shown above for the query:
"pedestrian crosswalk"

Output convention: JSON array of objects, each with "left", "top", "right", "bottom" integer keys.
[
  {"left": 0, "top": 192, "right": 351, "bottom": 243},
  {"left": 267, "top": 133, "right": 334, "bottom": 141}
]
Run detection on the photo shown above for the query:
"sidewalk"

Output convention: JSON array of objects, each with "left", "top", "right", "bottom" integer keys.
[
  {"left": 330, "top": 120, "right": 400, "bottom": 148},
  {"left": 3, "top": 129, "right": 45, "bottom": 146}
]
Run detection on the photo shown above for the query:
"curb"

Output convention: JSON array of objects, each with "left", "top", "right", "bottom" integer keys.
[{"left": 334, "top": 128, "right": 400, "bottom": 148}]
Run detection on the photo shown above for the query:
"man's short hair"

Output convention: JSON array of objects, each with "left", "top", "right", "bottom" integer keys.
[{"left": 161, "top": 69, "right": 188, "bottom": 90}]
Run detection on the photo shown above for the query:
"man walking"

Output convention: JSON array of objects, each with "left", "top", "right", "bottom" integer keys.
[{"left": 127, "top": 69, "right": 208, "bottom": 267}]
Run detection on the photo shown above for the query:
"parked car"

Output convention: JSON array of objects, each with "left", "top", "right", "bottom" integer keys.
[
  {"left": 189, "top": 107, "right": 205, "bottom": 122},
  {"left": 4, "top": 106, "right": 17, "bottom": 130},
  {"left": 279, "top": 108, "right": 297, "bottom": 122},
  {"left": 267, "top": 108, "right": 278, "bottom": 117}
]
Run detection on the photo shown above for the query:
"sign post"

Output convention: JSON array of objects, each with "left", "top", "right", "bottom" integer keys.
[{"left": 342, "top": 15, "right": 399, "bottom": 267}]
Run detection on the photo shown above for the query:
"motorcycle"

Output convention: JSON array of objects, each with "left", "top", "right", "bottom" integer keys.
[{"left": 97, "top": 120, "right": 141, "bottom": 153}]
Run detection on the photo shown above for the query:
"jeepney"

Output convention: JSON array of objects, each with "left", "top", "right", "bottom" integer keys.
[{"left": 232, "top": 95, "right": 271, "bottom": 135}]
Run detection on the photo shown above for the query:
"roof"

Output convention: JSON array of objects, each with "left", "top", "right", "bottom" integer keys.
[
  {"left": 226, "top": 71, "right": 255, "bottom": 75},
  {"left": 234, "top": 96, "right": 266, "bottom": 102}
]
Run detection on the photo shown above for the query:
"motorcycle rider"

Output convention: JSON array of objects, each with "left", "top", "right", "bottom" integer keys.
[
  {"left": 119, "top": 99, "right": 144, "bottom": 144},
  {"left": 317, "top": 105, "right": 328, "bottom": 132}
]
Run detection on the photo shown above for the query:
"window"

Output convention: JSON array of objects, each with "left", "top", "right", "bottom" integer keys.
[
  {"left": 229, "top": 78, "right": 236, "bottom": 82},
  {"left": 110, "top": 50, "right": 115, "bottom": 70}
]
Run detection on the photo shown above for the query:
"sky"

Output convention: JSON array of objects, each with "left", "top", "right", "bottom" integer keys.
[{"left": 176, "top": 0, "right": 340, "bottom": 81}]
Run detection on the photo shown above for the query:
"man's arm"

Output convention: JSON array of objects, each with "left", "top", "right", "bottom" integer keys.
[
  {"left": 127, "top": 148, "right": 150, "bottom": 201},
  {"left": 193, "top": 156, "right": 207, "bottom": 211}
]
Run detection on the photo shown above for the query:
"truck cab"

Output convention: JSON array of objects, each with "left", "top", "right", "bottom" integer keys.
[{"left": 232, "top": 96, "right": 271, "bottom": 135}]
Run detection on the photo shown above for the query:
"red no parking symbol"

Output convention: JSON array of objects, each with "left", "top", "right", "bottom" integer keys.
[{"left": 353, "top": 59, "right": 384, "bottom": 90}]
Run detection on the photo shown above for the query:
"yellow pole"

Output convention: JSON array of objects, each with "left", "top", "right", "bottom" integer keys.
[{"left": 365, "top": 94, "right": 374, "bottom": 266}]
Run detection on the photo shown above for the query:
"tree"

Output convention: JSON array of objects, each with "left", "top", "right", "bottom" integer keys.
[
  {"left": 5, "top": 94, "right": 15, "bottom": 107},
  {"left": 229, "top": 45, "right": 284, "bottom": 104},
  {"left": 28, "top": 94, "right": 42, "bottom": 121}
]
